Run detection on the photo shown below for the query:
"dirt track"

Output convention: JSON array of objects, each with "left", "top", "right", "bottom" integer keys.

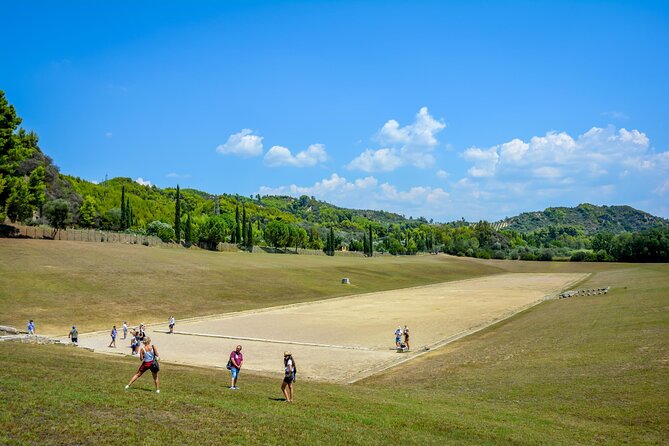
[{"left": 73, "top": 272, "right": 587, "bottom": 383}]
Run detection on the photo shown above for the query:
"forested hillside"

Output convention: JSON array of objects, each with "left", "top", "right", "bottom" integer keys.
[
  {"left": 502, "top": 204, "right": 667, "bottom": 235},
  {"left": 2, "top": 90, "right": 668, "bottom": 262}
]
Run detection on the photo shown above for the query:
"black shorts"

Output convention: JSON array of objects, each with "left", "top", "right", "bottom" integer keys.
[{"left": 283, "top": 374, "right": 294, "bottom": 384}]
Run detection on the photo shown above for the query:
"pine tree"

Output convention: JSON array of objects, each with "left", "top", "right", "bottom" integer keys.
[
  {"left": 120, "top": 185, "right": 126, "bottom": 230},
  {"left": 27, "top": 166, "right": 46, "bottom": 217},
  {"left": 175, "top": 185, "right": 181, "bottom": 241}
]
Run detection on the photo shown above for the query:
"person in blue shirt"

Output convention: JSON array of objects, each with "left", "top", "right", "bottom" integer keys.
[
  {"left": 108, "top": 325, "right": 117, "bottom": 348},
  {"left": 27, "top": 320, "right": 35, "bottom": 335}
]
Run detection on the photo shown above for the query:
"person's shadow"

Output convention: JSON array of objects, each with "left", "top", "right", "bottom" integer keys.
[{"left": 268, "top": 397, "right": 287, "bottom": 402}]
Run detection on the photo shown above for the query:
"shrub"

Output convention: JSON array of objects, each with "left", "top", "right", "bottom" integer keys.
[
  {"left": 146, "top": 220, "right": 175, "bottom": 242},
  {"left": 570, "top": 250, "right": 588, "bottom": 262},
  {"left": 538, "top": 248, "right": 554, "bottom": 261},
  {"left": 520, "top": 252, "right": 537, "bottom": 261}
]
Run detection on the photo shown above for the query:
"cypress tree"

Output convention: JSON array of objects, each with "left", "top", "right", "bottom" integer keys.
[
  {"left": 242, "top": 204, "right": 247, "bottom": 245},
  {"left": 329, "top": 226, "right": 335, "bottom": 256},
  {"left": 120, "top": 186, "right": 126, "bottom": 230},
  {"left": 368, "top": 225, "right": 373, "bottom": 256},
  {"left": 126, "top": 199, "right": 132, "bottom": 229},
  {"left": 126, "top": 197, "right": 132, "bottom": 229},
  {"left": 185, "top": 214, "right": 192, "bottom": 244},
  {"left": 175, "top": 185, "right": 181, "bottom": 242},
  {"left": 247, "top": 220, "right": 253, "bottom": 249},
  {"left": 234, "top": 203, "right": 241, "bottom": 244}
]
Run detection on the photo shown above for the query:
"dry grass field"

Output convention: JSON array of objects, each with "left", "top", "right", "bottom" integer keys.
[
  {"left": 0, "top": 239, "right": 501, "bottom": 334},
  {"left": 74, "top": 272, "right": 586, "bottom": 382},
  {"left": 0, "top": 239, "right": 666, "bottom": 444}
]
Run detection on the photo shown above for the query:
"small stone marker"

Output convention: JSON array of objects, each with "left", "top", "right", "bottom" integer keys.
[{"left": 341, "top": 278, "right": 350, "bottom": 284}]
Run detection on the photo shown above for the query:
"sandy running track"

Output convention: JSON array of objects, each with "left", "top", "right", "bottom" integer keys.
[{"left": 73, "top": 272, "right": 586, "bottom": 383}]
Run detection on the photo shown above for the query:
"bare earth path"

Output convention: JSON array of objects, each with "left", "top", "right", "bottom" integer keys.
[{"left": 72, "top": 273, "right": 587, "bottom": 383}]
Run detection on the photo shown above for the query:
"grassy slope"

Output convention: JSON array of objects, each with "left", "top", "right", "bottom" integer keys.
[
  {"left": 0, "top": 239, "right": 500, "bottom": 334},
  {"left": 0, "top": 245, "right": 667, "bottom": 444}
]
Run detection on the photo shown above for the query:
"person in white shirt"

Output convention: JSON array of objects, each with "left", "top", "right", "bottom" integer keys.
[{"left": 281, "top": 352, "right": 296, "bottom": 402}]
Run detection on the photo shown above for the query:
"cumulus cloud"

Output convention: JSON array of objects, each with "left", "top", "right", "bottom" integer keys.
[
  {"left": 135, "top": 177, "right": 152, "bottom": 187},
  {"left": 216, "top": 129, "right": 264, "bottom": 157},
  {"left": 348, "top": 107, "right": 446, "bottom": 172},
  {"left": 258, "top": 173, "right": 449, "bottom": 217},
  {"left": 451, "top": 125, "right": 669, "bottom": 221},
  {"left": 462, "top": 126, "right": 652, "bottom": 180},
  {"left": 463, "top": 147, "right": 499, "bottom": 177},
  {"left": 264, "top": 143, "right": 328, "bottom": 167}
]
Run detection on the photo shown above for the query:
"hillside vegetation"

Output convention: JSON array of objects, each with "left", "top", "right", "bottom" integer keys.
[
  {"left": 503, "top": 203, "right": 667, "bottom": 234},
  {"left": 2, "top": 90, "right": 668, "bottom": 262}
]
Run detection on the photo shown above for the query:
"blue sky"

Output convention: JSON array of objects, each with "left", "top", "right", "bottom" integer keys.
[{"left": 2, "top": 1, "right": 668, "bottom": 222}]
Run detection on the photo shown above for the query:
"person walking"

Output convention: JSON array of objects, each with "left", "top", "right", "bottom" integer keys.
[
  {"left": 130, "top": 331, "right": 139, "bottom": 355},
  {"left": 27, "top": 320, "right": 35, "bottom": 335},
  {"left": 122, "top": 321, "right": 128, "bottom": 340},
  {"left": 125, "top": 337, "right": 160, "bottom": 393},
  {"left": 403, "top": 325, "right": 410, "bottom": 351},
  {"left": 281, "top": 352, "right": 296, "bottom": 403},
  {"left": 68, "top": 325, "right": 78, "bottom": 345},
  {"left": 108, "top": 325, "right": 117, "bottom": 348},
  {"left": 168, "top": 316, "right": 175, "bottom": 334},
  {"left": 228, "top": 345, "right": 243, "bottom": 390}
]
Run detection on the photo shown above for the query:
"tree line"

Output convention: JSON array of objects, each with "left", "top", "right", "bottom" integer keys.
[{"left": 2, "top": 90, "right": 668, "bottom": 262}]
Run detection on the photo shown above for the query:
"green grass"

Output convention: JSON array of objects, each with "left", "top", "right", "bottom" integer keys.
[
  {"left": 1, "top": 246, "right": 667, "bottom": 444},
  {"left": 0, "top": 239, "right": 500, "bottom": 334}
]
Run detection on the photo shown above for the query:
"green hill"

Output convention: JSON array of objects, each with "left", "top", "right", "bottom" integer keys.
[{"left": 499, "top": 203, "right": 668, "bottom": 235}]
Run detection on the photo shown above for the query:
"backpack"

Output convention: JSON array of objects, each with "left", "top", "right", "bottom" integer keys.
[{"left": 285, "top": 357, "right": 297, "bottom": 381}]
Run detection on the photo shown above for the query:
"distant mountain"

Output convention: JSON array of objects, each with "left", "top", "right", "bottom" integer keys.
[{"left": 497, "top": 204, "right": 668, "bottom": 235}]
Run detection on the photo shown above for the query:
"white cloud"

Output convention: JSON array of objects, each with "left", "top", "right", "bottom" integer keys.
[
  {"left": 166, "top": 172, "right": 191, "bottom": 179},
  {"left": 436, "top": 169, "right": 448, "bottom": 179},
  {"left": 264, "top": 143, "right": 328, "bottom": 167},
  {"left": 105, "top": 132, "right": 113, "bottom": 138},
  {"left": 462, "top": 126, "right": 653, "bottom": 180},
  {"left": 378, "top": 106, "right": 445, "bottom": 147},
  {"left": 463, "top": 146, "right": 499, "bottom": 177},
  {"left": 347, "top": 148, "right": 403, "bottom": 172},
  {"left": 216, "top": 129, "right": 264, "bottom": 157},
  {"left": 449, "top": 125, "right": 668, "bottom": 221},
  {"left": 135, "top": 177, "right": 152, "bottom": 187},
  {"left": 602, "top": 111, "right": 629, "bottom": 120},
  {"left": 258, "top": 173, "right": 449, "bottom": 217},
  {"left": 348, "top": 107, "right": 446, "bottom": 172},
  {"left": 532, "top": 166, "right": 562, "bottom": 179}
]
